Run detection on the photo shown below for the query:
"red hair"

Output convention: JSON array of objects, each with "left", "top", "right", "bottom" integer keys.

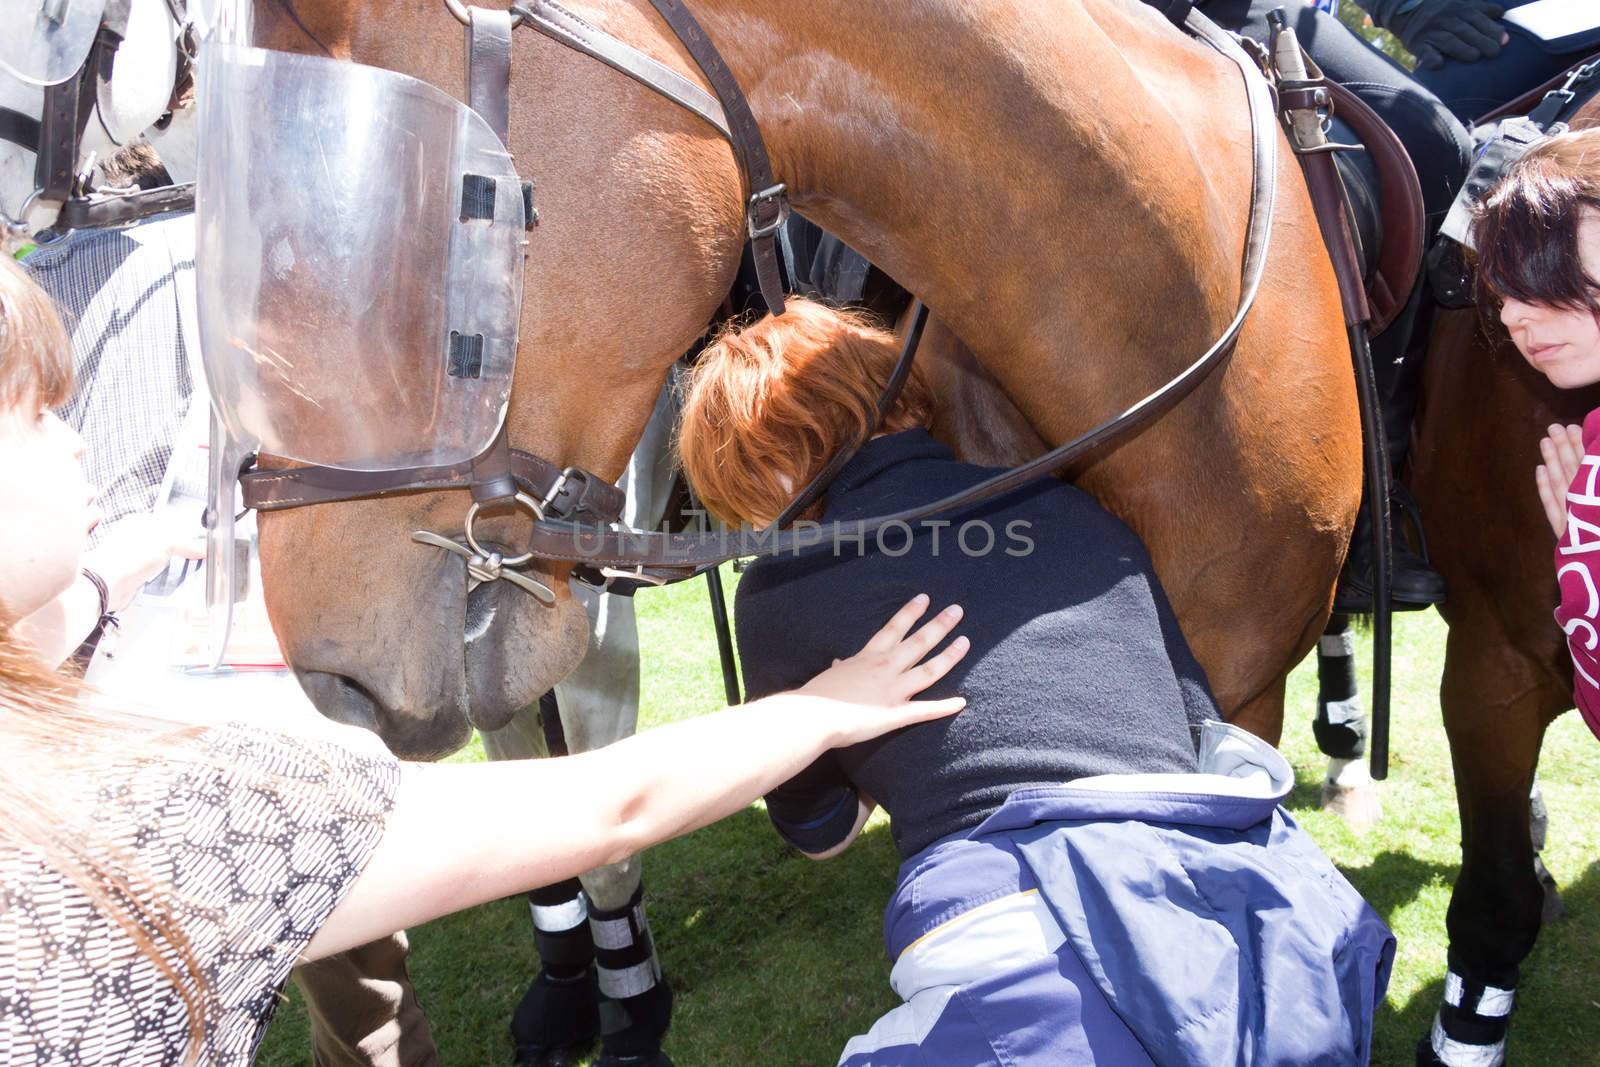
[{"left": 678, "top": 298, "right": 932, "bottom": 526}]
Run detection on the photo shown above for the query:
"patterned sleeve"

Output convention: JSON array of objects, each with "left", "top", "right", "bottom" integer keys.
[
  {"left": 1553, "top": 408, "right": 1600, "bottom": 745},
  {"left": 1, "top": 720, "right": 399, "bottom": 1065}
]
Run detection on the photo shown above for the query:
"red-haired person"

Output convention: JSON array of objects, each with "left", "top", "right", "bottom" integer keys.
[
  {"left": 677, "top": 298, "right": 1393, "bottom": 1067},
  {"left": 0, "top": 255, "right": 969, "bottom": 1065},
  {"left": 1476, "top": 128, "right": 1600, "bottom": 744}
]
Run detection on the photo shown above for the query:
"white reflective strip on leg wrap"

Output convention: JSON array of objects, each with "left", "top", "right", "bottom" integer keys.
[
  {"left": 1443, "top": 971, "right": 1515, "bottom": 1017},
  {"left": 1320, "top": 631, "right": 1356, "bottom": 657},
  {"left": 1322, "top": 696, "right": 1363, "bottom": 723},
  {"left": 530, "top": 895, "right": 588, "bottom": 933},
  {"left": 591, "top": 905, "right": 646, "bottom": 951},
  {"left": 1430, "top": 1013, "right": 1507, "bottom": 1067},
  {"left": 597, "top": 958, "right": 660, "bottom": 999}
]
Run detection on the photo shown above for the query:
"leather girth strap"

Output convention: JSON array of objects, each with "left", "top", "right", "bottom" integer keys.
[{"left": 512, "top": 7, "right": 1278, "bottom": 576}]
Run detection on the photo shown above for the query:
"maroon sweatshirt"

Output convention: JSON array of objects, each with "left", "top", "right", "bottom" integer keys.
[{"left": 1554, "top": 406, "right": 1600, "bottom": 743}]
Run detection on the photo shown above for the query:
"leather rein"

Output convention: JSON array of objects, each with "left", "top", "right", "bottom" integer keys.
[{"left": 240, "top": 3, "right": 1279, "bottom": 594}]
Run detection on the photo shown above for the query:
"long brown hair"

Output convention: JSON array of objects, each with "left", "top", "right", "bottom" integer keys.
[
  {"left": 0, "top": 254, "right": 207, "bottom": 1061},
  {"left": 678, "top": 298, "right": 933, "bottom": 526}
]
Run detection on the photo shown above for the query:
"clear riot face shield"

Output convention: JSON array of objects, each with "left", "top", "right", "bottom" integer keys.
[
  {"left": 194, "top": 34, "right": 528, "bottom": 660},
  {"left": 0, "top": 0, "right": 110, "bottom": 86}
]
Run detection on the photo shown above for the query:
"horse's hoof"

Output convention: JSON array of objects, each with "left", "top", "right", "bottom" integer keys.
[
  {"left": 1536, "top": 855, "right": 1567, "bottom": 923},
  {"left": 1415, "top": 1034, "right": 1446, "bottom": 1066},
  {"left": 594, "top": 1055, "right": 674, "bottom": 1067},
  {"left": 1320, "top": 779, "right": 1382, "bottom": 832},
  {"left": 514, "top": 1048, "right": 589, "bottom": 1067}
]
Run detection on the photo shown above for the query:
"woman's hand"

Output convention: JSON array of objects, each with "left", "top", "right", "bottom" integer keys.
[
  {"left": 84, "top": 514, "right": 205, "bottom": 611},
  {"left": 1536, "top": 423, "right": 1587, "bottom": 538},
  {"left": 796, "top": 594, "right": 969, "bottom": 746}
]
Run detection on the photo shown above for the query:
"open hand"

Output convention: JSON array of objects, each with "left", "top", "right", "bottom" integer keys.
[
  {"left": 797, "top": 594, "right": 969, "bottom": 745},
  {"left": 85, "top": 514, "right": 206, "bottom": 610},
  {"left": 1535, "top": 422, "right": 1586, "bottom": 538}
]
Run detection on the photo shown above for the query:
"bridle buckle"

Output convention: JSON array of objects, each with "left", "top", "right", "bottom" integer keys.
[{"left": 746, "top": 183, "right": 790, "bottom": 240}]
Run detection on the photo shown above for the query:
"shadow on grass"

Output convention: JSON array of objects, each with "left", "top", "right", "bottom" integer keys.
[
  {"left": 1367, "top": 856, "right": 1600, "bottom": 1065},
  {"left": 1339, "top": 849, "right": 1457, "bottom": 926}
]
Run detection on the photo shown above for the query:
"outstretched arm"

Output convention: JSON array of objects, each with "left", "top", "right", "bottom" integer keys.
[{"left": 305, "top": 596, "right": 967, "bottom": 961}]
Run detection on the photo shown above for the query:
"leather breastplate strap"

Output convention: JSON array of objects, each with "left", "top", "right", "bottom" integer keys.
[
  {"left": 515, "top": 0, "right": 729, "bottom": 139},
  {"left": 640, "top": 0, "right": 787, "bottom": 315},
  {"left": 516, "top": 8, "right": 1278, "bottom": 581}
]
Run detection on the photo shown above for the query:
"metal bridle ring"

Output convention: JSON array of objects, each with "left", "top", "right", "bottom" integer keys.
[
  {"left": 463, "top": 491, "right": 545, "bottom": 567},
  {"left": 444, "top": 0, "right": 530, "bottom": 28}
]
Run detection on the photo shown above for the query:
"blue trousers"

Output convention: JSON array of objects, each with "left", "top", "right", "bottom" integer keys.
[{"left": 1417, "top": 0, "right": 1600, "bottom": 124}]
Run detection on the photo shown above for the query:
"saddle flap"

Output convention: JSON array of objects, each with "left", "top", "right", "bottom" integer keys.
[{"left": 1324, "top": 80, "right": 1425, "bottom": 336}]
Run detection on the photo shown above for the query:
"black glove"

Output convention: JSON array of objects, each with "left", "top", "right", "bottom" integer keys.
[{"left": 1369, "top": 0, "right": 1507, "bottom": 70}]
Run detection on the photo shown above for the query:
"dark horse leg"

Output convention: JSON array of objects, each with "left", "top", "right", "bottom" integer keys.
[
  {"left": 1315, "top": 613, "right": 1382, "bottom": 828},
  {"left": 1418, "top": 620, "right": 1558, "bottom": 1067},
  {"left": 1410, "top": 306, "right": 1590, "bottom": 1066}
]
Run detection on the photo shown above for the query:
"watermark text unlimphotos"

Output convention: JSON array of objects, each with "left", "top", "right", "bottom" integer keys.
[{"left": 569, "top": 508, "right": 1036, "bottom": 561}]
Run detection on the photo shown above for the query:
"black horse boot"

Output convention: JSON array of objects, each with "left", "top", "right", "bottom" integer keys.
[
  {"left": 590, "top": 885, "right": 674, "bottom": 1067},
  {"left": 513, "top": 881, "right": 601, "bottom": 1067},
  {"left": 1334, "top": 483, "right": 1446, "bottom": 613}
]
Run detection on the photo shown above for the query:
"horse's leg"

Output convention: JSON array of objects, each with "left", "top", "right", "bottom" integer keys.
[
  {"left": 1528, "top": 776, "right": 1567, "bottom": 923},
  {"left": 478, "top": 700, "right": 601, "bottom": 1067},
  {"left": 1421, "top": 623, "right": 1559, "bottom": 1067},
  {"left": 1315, "top": 614, "right": 1382, "bottom": 829},
  {"left": 561, "top": 385, "right": 681, "bottom": 1067},
  {"left": 555, "top": 590, "right": 672, "bottom": 1067}
]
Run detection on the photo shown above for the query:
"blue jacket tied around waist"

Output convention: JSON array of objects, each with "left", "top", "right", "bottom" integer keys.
[{"left": 848, "top": 723, "right": 1395, "bottom": 1067}]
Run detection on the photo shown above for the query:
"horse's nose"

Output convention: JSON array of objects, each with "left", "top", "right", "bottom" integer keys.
[{"left": 295, "top": 668, "right": 473, "bottom": 760}]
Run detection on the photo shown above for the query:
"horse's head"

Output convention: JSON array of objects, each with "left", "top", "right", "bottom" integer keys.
[
  {"left": 1, "top": 0, "right": 189, "bottom": 235},
  {"left": 239, "top": 0, "right": 745, "bottom": 756}
]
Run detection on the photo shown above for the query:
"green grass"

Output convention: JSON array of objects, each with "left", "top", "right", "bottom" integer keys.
[{"left": 255, "top": 576, "right": 1600, "bottom": 1065}]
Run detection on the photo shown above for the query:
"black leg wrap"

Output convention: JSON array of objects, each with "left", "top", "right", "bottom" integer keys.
[
  {"left": 1314, "top": 623, "right": 1367, "bottom": 760},
  {"left": 527, "top": 880, "right": 594, "bottom": 978},
  {"left": 512, "top": 879, "right": 601, "bottom": 1060},
  {"left": 1417, "top": 968, "right": 1515, "bottom": 1067},
  {"left": 589, "top": 884, "right": 673, "bottom": 1063}
]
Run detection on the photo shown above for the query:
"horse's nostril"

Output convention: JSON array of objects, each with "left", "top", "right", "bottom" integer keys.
[{"left": 297, "top": 670, "right": 382, "bottom": 733}]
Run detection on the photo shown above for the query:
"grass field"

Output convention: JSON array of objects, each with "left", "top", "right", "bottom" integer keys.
[{"left": 256, "top": 573, "right": 1600, "bottom": 1066}]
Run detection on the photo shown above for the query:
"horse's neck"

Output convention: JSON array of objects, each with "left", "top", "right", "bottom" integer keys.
[{"left": 688, "top": 0, "right": 1251, "bottom": 437}]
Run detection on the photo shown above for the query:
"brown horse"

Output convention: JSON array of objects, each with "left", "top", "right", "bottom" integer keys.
[
  {"left": 245, "top": 0, "right": 1359, "bottom": 1059},
  {"left": 1408, "top": 93, "right": 1600, "bottom": 1053}
]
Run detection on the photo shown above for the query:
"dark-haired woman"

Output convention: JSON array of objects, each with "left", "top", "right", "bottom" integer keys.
[{"left": 1474, "top": 126, "right": 1600, "bottom": 742}]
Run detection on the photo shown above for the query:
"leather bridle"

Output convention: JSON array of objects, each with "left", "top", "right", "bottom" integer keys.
[{"left": 235, "top": 2, "right": 1279, "bottom": 596}]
